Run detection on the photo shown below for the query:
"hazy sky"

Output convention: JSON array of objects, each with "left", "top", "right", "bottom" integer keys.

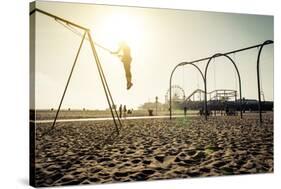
[{"left": 32, "top": 1, "right": 274, "bottom": 110}]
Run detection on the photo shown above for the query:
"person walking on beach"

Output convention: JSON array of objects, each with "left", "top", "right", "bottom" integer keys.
[
  {"left": 184, "top": 106, "right": 187, "bottom": 117},
  {"left": 123, "top": 105, "right": 127, "bottom": 119},
  {"left": 119, "top": 104, "right": 122, "bottom": 118},
  {"left": 111, "top": 41, "right": 133, "bottom": 90}
]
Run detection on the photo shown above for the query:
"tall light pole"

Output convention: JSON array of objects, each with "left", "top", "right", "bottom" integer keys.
[{"left": 155, "top": 96, "right": 158, "bottom": 116}]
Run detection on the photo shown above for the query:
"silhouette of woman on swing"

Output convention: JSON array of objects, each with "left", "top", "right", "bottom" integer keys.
[{"left": 111, "top": 41, "right": 133, "bottom": 90}]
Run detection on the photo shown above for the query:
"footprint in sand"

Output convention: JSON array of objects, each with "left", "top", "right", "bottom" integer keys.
[
  {"left": 199, "top": 167, "right": 211, "bottom": 173},
  {"left": 187, "top": 171, "right": 200, "bottom": 177},
  {"left": 131, "top": 159, "right": 142, "bottom": 164},
  {"left": 192, "top": 151, "right": 205, "bottom": 160},
  {"left": 61, "top": 162, "right": 72, "bottom": 170},
  {"left": 131, "top": 173, "right": 148, "bottom": 181},
  {"left": 178, "top": 152, "right": 187, "bottom": 158},
  {"left": 97, "top": 172, "right": 111, "bottom": 181},
  {"left": 106, "top": 163, "right": 116, "bottom": 167},
  {"left": 97, "top": 157, "right": 111, "bottom": 163},
  {"left": 90, "top": 167, "right": 102, "bottom": 174},
  {"left": 154, "top": 155, "right": 165, "bottom": 163},
  {"left": 60, "top": 174, "right": 75, "bottom": 183},
  {"left": 211, "top": 160, "right": 227, "bottom": 168},
  {"left": 142, "top": 159, "right": 152, "bottom": 165},
  {"left": 186, "top": 149, "right": 197, "bottom": 156},
  {"left": 141, "top": 169, "right": 155, "bottom": 175},
  {"left": 85, "top": 155, "right": 96, "bottom": 161},
  {"left": 50, "top": 172, "right": 64, "bottom": 181},
  {"left": 220, "top": 166, "right": 234, "bottom": 175},
  {"left": 114, "top": 171, "right": 129, "bottom": 177},
  {"left": 126, "top": 151, "right": 134, "bottom": 155},
  {"left": 89, "top": 177, "right": 100, "bottom": 182}
]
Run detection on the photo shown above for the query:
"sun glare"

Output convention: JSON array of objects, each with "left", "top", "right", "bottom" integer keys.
[{"left": 96, "top": 12, "right": 142, "bottom": 49}]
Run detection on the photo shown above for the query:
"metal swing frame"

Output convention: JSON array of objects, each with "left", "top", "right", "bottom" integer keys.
[
  {"left": 169, "top": 40, "right": 273, "bottom": 123},
  {"left": 30, "top": 8, "right": 122, "bottom": 134}
]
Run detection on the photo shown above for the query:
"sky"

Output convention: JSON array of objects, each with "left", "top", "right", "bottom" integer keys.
[{"left": 31, "top": 1, "right": 274, "bottom": 110}]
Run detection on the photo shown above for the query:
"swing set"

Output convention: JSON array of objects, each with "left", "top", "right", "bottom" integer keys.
[
  {"left": 169, "top": 40, "right": 273, "bottom": 123},
  {"left": 30, "top": 8, "right": 122, "bottom": 134}
]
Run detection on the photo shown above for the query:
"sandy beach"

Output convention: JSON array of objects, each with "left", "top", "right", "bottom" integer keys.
[{"left": 34, "top": 113, "right": 273, "bottom": 187}]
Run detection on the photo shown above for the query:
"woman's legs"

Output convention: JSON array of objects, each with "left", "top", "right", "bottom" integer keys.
[{"left": 123, "top": 61, "right": 133, "bottom": 89}]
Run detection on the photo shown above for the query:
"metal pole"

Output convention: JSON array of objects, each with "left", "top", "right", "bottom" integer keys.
[
  {"left": 51, "top": 32, "right": 86, "bottom": 130},
  {"left": 257, "top": 40, "right": 273, "bottom": 123},
  {"left": 204, "top": 77, "right": 208, "bottom": 120},
  {"left": 204, "top": 57, "right": 213, "bottom": 121},
  {"left": 238, "top": 76, "right": 243, "bottom": 119},
  {"left": 87, "top": 32, "right": 123, "bottom": 130},
  {"left": 257, "top": 52, "right": 262, "bottom": 123},
  {"left": 87, "top": 31, "right": 121, "bottom": 134},
  {"left": 155, "top": 96, "right": 158, "bottom": 116}
]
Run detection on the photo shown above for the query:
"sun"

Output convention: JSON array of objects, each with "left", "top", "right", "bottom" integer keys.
[{"left": 95, "top": 12, "right": 142, "bottom": 50}]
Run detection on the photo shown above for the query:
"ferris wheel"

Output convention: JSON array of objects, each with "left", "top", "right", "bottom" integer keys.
[{"left": 165, "top": 85, "right": 185, "bottom": 103}]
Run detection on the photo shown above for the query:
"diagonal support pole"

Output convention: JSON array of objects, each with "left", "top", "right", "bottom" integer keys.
[
  {"left": 88, "top": 36, "right": 123, "bottom": 130},
  {"left": 87, "top": 31, "right": 122, "bottom": 135},
  {"left": 31, "top": 8, "right": 123, "bottom": 137},
  {"left": 51, "top": 31, "right": 86, "bottom": 130}
]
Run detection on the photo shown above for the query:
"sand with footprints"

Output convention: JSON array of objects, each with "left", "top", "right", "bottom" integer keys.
[{"left": 34, "top": 113, "right": 273, "bottom": 186}]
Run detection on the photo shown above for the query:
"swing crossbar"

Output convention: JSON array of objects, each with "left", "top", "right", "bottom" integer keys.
[
  {"left": 178, "top": 41, "right": 273, "bottom": 67},
  {"left": 30, "top": 8, "right": 90, "bottom": 31}
]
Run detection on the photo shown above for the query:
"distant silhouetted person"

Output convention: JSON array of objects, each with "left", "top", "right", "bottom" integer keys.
[
  {"left": 242, "top": 97, "right": 246, "bottom": 113},
  {"left": 111, "top": 41, "right": 133, "bottom": 90},
  {"left": 119, "top": 104, "right": 122, "bottom": 118},
  {"left": 225, "top": 105, "right": 229, "bottom": 116},
  {"left": 123, "top": 105, "right": 127, "bottom": 118},
  {"left": 199, "top": 107, "right": 204, "bottom": 116},
  {"left": 184, "top": 106, "right": 187, "bottom": 117}
]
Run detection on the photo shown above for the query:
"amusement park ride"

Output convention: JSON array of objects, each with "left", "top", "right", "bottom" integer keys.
[{"left": 166, "top": 85, "right": 273, "bottom": 116}]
